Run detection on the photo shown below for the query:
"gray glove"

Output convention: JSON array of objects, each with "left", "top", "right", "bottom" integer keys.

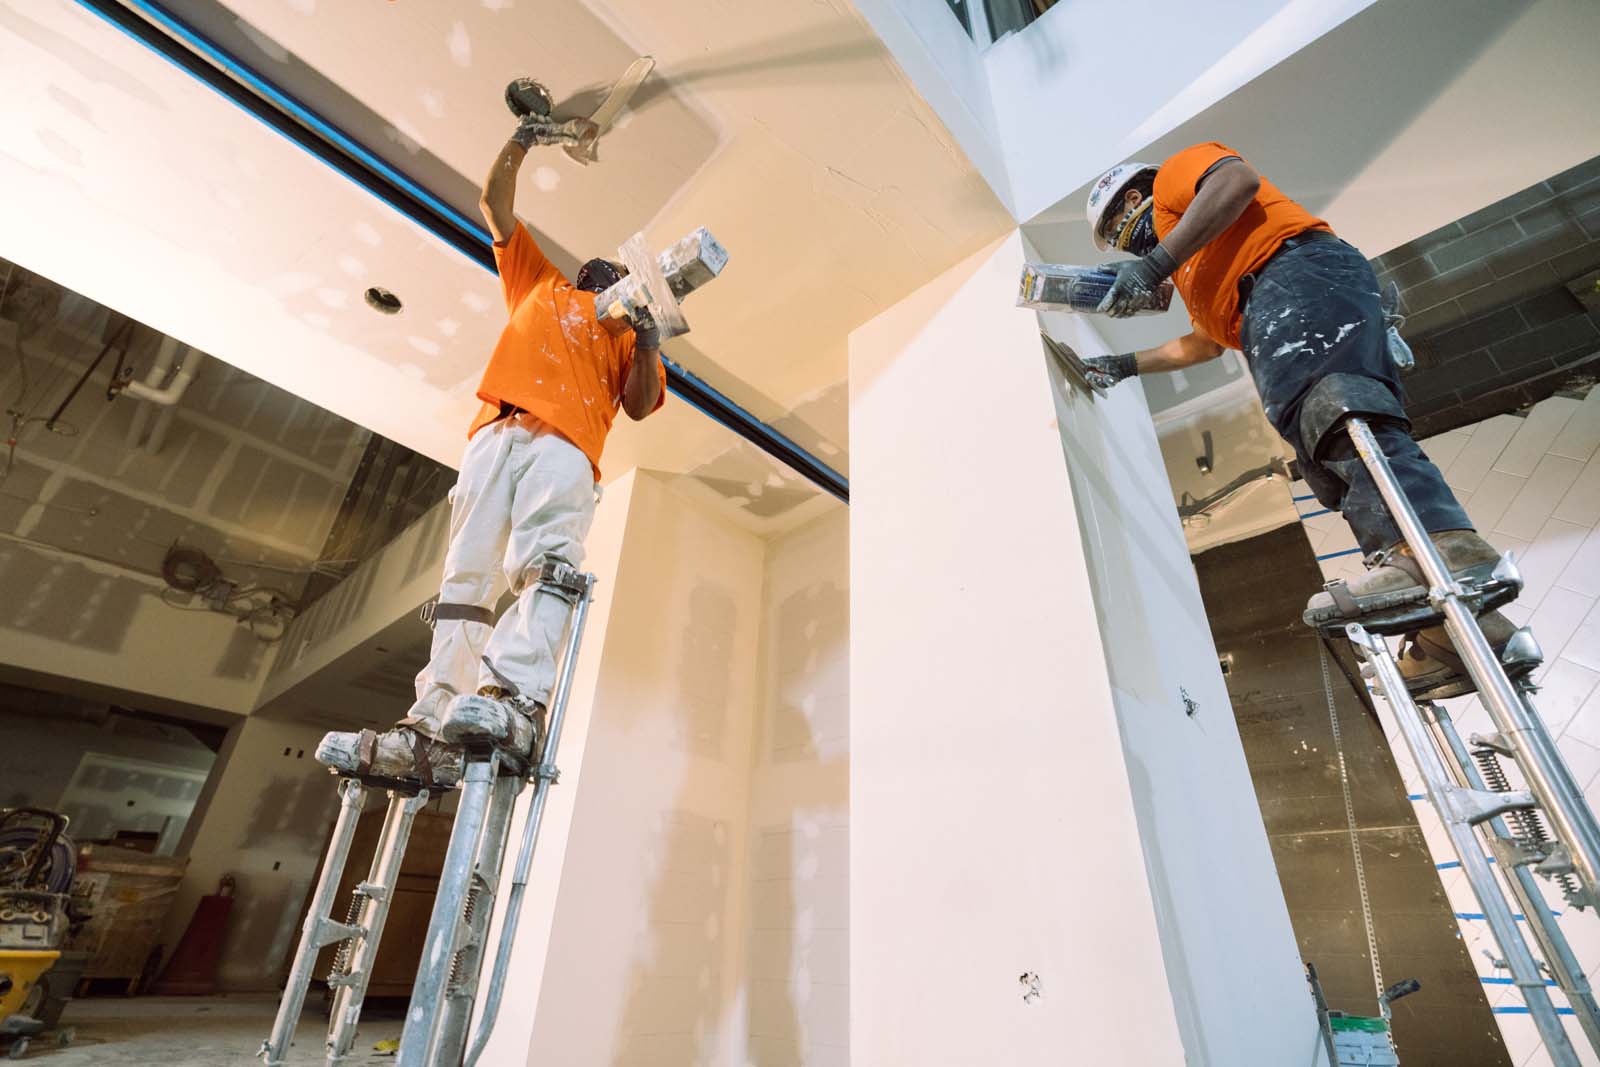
[
  {"left": 1083, "top": 353, "right": 1138, "bottom": 391},
  {"left": 511, "top": 114, "right": 593, "bottom": 150},
  {"left": 1096, "top": 246, "right": 1178, "bottom": 318},
  {"left": 630, "top": 307, "right": 660, "bottom": 349}
]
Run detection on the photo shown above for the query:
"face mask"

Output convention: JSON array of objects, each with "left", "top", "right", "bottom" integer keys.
[
  {"left": 575, "top": 258, "right": 623, "bottom": 293},
  {"left": 1114, "top": 200, "right": 1160, "bottom": 256}
]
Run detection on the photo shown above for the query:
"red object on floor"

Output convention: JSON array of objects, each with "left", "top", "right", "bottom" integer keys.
[{"left": 150, "top": 890, "right": 235, "bottom": 995}]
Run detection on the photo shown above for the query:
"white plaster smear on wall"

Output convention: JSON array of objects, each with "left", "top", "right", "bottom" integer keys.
[
  {"left": 1304, "top": 385, "right": 1600, "bottom": 1067},
  {"left": 849, "top": 231, "right": 1318, "bottom": 1063}
]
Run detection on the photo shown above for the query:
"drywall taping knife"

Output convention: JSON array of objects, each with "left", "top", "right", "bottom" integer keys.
[
  {"left": 1040, "top": 332, "right": 1104, "bottom": 397},
  {"left": 566, "top": 56, "right": 655, "bottom": 165}
]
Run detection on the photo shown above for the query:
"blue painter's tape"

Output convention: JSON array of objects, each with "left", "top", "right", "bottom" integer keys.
[
  {"left": 1317, "top": 547, "right": 1364, "bottom": 561},
  {"left": 1494, "top": 1007, "right": 1576, "bottom": 1015},
  {"left": 1299, "top": 508, "right": 1333, "bottom": 520},
  {"left": 1292, "top": 493, "right": 1318, "bottom": 501}
]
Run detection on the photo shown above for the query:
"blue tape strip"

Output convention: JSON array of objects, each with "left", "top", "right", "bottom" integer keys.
[
  {"left": 1407, "top": 793, "right": 1426, "bottom": 801},
  {"left": 1317, "top": 547, "right": 1364, "bottom": 561},
  {"left": 1494, "top": 1006, "right": 1577, "bottom": 1015},
  {"left": 1299, "top": 508, "right": 1333, "bottom": 519},
  {"left": 1481, "top": 976, "right": 1558, "bottom": 986},
  {"left": 1292, "top": 493, "right": 1318, "bottom": 501}
]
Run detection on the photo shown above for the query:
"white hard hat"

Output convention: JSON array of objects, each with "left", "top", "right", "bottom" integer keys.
[{"left": 1086, "top": 161, "right": 1156, "bottom": 250}]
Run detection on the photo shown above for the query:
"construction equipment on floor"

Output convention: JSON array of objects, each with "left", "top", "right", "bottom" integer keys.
[
  {"left": 0, "top": 807, "right": 85, "bottom": 1059},
  {"left": 261, "top": 561, "right": 595, "bottom": 1067},
  {"left": 1315, "top": 416, "right": 1600, "bottom": 1066}
]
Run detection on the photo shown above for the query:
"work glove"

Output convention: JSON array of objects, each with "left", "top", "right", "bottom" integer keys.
[
  {"left": 1096, "top": 246, "right": 1178, "bottom": 318},
  {"left": 630, "top": 307, "right": 660, "bottom": 349},
  {"left": 1083, "top": 353, "right": 1138, "bottom": 391},
  {"left": 511, "top": 114, "right": 595, "bottom": 150}
]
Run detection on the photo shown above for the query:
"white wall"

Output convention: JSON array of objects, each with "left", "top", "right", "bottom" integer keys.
[
  {"left": 473, "top": 471, "right": 765, "bottom": 1066},
  {"left": 1032, "top": 270, "right": 1317, "bottom": 1063},
  {"left": 158, "top": 714, "right": 343, "bottom": 991},
  {"left": 1303, "top": 385, "right": 1600, "bottom": 1067},
  {"left": 849, "top": 231, "right": 1318, "bottom": 1064},
  {"left": 743, "top": 503, "right": 850, "bottom": 1066}
]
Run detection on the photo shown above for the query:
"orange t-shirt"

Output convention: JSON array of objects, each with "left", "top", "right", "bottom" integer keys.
[
  {"left": 468, "top": 224, "right": 666, "bottom": 480},
  {"left": 1152, "top": 142, "right": 1332, "bottom": 350}
]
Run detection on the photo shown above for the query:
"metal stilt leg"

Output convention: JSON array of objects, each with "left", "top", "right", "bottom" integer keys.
[
  {"left": 464, "top": 568, "right": 596, "bottom": 1067},
  {"left": 393, "top": 561, "right": 597, "bottom": 1066},
  {"left": 1309, "top": 415, "right": 1600, "bottom": 1063},
  {"left": 1424, "top": 702, "right": 1600, "bottom": 1053},
  {"left": 261, "top": 779, "right": 368, "bottom": 1066},
  {"left": 324, "top": 789, "right": 431, "bottom": 1064},
  {"left": 1343, "top": 417, "right": 1600, "bottom": 904},
  {"left": 1347, "top": 622, "right": 1580, "bottom": 1066},
  {"left": 396, "top": 754, "right": 501, "bottom": 1067},
  {"left": 428, "top": 773, "right": 524, "bottom": 1065}
]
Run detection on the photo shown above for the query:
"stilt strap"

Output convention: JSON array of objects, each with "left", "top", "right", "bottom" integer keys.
[{"left": 421, "top": 601, "right": 496, "bottom": 628}]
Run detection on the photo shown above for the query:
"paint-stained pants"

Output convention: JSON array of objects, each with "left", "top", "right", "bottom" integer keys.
[
  {"left": 1238, "top": 237, "right": 1470, "bottom": 556},
  {"left": 405, "top": 418, "right": 596, "bottom": 739}
]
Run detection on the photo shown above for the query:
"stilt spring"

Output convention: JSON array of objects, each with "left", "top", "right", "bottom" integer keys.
[
  {"left": 1474, "top": 746, "right": 1582, "bottom": 903},
  {"left": 328, "top": 890, "right": 367, "bottom": 978}
]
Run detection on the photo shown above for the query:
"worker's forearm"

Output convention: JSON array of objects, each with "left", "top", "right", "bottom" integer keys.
[
  {"left": 1135, "top": 333, "right": 1224, "bottom": 374},
  {"left": 622, "top": 348, "right": 662, "bottom": 419},
  {"left": 1158, "top": 168, "right": 1261, "bottom": 265},
  {"left": 479, "top": 140, "right": 528, "bottom": 241}
]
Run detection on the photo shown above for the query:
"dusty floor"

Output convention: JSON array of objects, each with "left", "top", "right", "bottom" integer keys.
[{"left": 10, "top": 993, "right": 405, "bottom": 1064}]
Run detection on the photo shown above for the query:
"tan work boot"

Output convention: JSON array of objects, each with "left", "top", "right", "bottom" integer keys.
[
  {"left": 439, "top": 687, "right": 546, "bottom": 760},
  {"left": 1304, "top": 529, "right": 1506, "bottom": 626},
  {"left": 315, "top": 725, "right": 463, "bottom": 788},
  {"left": 1397, "top": 610, "right": 1542, "bottom": 698}
]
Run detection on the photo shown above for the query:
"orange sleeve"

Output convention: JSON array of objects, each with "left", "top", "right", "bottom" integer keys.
[
  {"left": 1153, "top": 142, "right": 1242, "bottom": 217},
  {"left": 616, "top": 331, "right": 668, "bottom": 417},
  {"left": 492, "top": 224, "right": 557, "bottom": 311}
]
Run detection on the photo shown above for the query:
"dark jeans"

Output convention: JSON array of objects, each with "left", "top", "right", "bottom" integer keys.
[{"left": 1238, "top": 237, "right": 1470, "bottom": 556}]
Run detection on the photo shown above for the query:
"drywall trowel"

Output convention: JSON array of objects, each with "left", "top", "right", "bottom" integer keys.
[
  {"left": 1039, "top": 331, "right": 1105, "bottom": 397},
  {"left": 565, "top": 56, "right": 655, "bottom": 165}
]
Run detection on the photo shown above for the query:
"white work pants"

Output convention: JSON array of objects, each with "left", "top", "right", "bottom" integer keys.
[{"left": 406, "top": 419, "right": 596, "bottom": 737}]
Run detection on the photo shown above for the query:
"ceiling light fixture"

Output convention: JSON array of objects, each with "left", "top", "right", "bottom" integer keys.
[{"left": 364, "top": 286, "right": 403, "bottom": 314}]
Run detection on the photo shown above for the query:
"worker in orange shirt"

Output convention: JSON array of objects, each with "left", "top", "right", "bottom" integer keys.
[
  {"left": 1082, "top": 143, "right": 1521, "bottom": 693},
  {"left": 317, "top": 106, "right": 666, "bottom": 787}
]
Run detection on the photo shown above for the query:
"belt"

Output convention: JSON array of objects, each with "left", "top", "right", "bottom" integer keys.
[{"left": 1239, "top": 228, "right": 1340, "bottom": 306}]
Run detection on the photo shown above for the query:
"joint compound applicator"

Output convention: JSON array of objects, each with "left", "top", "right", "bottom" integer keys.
[{"left": 1016, "top": 263, "right": 1174, "bottom": 316}]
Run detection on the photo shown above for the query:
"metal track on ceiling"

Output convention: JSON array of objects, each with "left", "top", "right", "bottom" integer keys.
[{"left": 72, "top": 0, "right": 850, "bottom": 503}]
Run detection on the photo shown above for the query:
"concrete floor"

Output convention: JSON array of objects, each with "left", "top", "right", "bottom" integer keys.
[{"left": 15, "top": 994, "right": 404, "bottom": 1064}]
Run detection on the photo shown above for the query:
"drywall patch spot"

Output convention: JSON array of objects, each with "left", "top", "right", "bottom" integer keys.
[
  {"left": 435, "top": 318, "right": 460, "bottom": 338},
  {"left": 336, "top": 254, "right": 366, "bottom": 277},
  {"left": 286, "top": 0, "right": 316, "bottom": 12},
  {"left": 446, "top": 22, "right": 472, "bottom": 67},
  {"left": 302, "top": 312, "right": 331, "bottom": 330},
  {"left": 531, "top": 165, "right": 560, "bottom": 192},
  {"left": 315, "top": 287, "right": 347, "bottom": 309},
  {"left": 419, "top": 89, "right": 446, "bottom": 119},
  {"left": 408, "top": 336, "right": 440, "bottom": 357},
  {"left": 1020, "top": 972, "right": 1041, "bottom": 1004},
  {"left": 461, "top": 291, "right": 490, "bottom": 313},
  {"left": 481, "top": 0, "right": 512, "bottom": 10},
  {"left": 352, "top": 222, "right": 383, "bottom": 247}
]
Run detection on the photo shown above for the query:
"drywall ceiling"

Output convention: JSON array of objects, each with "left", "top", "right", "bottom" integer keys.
[{"left": 0, "top": 0, "right": 1011, "bottom": 533}]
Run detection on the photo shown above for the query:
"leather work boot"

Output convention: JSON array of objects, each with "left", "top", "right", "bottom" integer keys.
[
  {"left": 439, "top": 687, "right": 546, "bottom": 760},
  {"left": 315, "top": 726, "right": 464, "bottom": 789},
  {"left": 1397, "top": 610, "right": 1542, "bottom": 698},
  {"left": 1304, "top": 529, "right": 1508, "bottom": 626}
]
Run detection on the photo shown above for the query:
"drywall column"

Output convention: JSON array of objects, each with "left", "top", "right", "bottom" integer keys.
[
  {"left": 474, "top": 471, "right": 764, "bottom": 1066},
  {"left": 848, "top": 232, "right": 1319, "bottom": 1065}
]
